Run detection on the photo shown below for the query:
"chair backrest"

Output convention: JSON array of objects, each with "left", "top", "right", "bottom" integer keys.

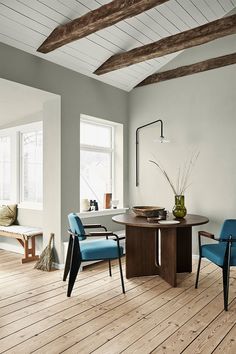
[
  {"left": 68, "top": 213, "right": 86, "bottom": 241},
  {"left": 220, "top": 219, "right": 236, "bottom": 240}
]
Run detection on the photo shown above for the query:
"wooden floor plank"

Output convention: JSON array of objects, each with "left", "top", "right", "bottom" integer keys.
[
  {"left": 213, "top": 323, "right": 236, "bottom": 354},
  {"left": 0, "top": 263, "right": 121, "bottom": 319},
  {"left": 80, "top": 268, "right": 222, "bottom": 354},
  {"left": 1, "top": 277, "right": 163, "bottom": 353},
  {"left": 181, "top": 292, "right": 236, "bottom": 354},
  {"left": 153, "top": 283, "right": 236, "bottom": 353},
  {"left": 26, "top": 265, "right": 216, "bottom": 353},
  {"left": 0, "top": 250, "right": 235, "bottom": 354}
]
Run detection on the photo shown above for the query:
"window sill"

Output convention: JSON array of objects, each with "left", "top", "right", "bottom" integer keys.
[
  {"left": 17, "top": 203, "right": 43, "bottom": 211},
  {"left": 77, "top": 208, "right": 128, "bottom": 219}
]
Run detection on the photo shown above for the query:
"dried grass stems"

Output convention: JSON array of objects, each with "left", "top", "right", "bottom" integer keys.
[
  {"left": 34, "top": 233, "right": 54, "bottom": 271},
  {"left": 149, "top": 151, "right": 199, "bottom": 195}
]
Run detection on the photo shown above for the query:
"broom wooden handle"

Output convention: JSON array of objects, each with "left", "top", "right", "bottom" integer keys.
[{"left": 49, "top": 233, "right": 54, "bottom": 248}]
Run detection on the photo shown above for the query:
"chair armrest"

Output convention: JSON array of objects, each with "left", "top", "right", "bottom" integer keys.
[
  {"left": 197, "top": 231, "right": 215, "bottom": 257},
  {"left": 88, "top": 231, "right": 114, "bottom": 236},
  {"left": 198, "top": 231, "right": 215, "bottom": 239},
  {"left": 87, "top": 232, "right": 125, "bottom": 243},
  {"left": 83, "top": 224, "right": 107, "bottom": 231},
  {"left": 68, "top": 230, "right": 89, "bottom": 238},
  {"left": 114, "top": 236, "right": 126, "bottom": 240},
  {"left": 83, "top": 224, "right": 102, "bottom": 228},
  {"left": 217, "top": 237, "right": 236, "bottom": 242},
  {"left": 83, "top": 224, "right": 104, "bottom": 229}
]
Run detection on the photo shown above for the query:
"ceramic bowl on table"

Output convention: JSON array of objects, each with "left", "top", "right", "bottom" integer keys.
[{"left": 132, "top": 206, "right": 165, "bottom": 218}]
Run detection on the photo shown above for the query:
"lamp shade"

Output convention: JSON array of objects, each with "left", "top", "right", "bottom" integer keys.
[{"left": 155, "top": 136, "right": 170, "bottom": 143}]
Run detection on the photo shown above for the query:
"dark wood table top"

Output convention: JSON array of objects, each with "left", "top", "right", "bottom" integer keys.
[{"left": 112, "top": 213, "right": 209, "bottom": 228}]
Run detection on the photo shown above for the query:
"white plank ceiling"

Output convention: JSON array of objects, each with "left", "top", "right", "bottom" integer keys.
[{"left": 0, "top": 0, "right": 235, "bottom": 91}]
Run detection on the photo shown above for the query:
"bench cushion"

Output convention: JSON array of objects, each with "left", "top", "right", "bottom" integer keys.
[{"left": 0, "top": 225, "right": 43, "bottom": 238}]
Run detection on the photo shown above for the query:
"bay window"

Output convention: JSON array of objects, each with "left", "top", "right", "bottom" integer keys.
[
  {"left": 0, "top": 136, "right": 11, "bottom": 201},
  {"left": 0, "top": 122, "right": 43, "bottom": 208}
]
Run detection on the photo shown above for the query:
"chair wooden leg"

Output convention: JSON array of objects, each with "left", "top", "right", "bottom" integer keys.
[
  {"left": 67, "top": 237, "right": 81, "bottom": 297},
  {"left": 222, "top": 266, "right": 230, "bottom": 311},
  {"left": 195, "top": 256, "right": 202, "bottom": 289},
  {"left": 108, "top": 260, "right": 112, "bottom": 276},
  {"left": 63, "top": 235, "right": 73, "bottom": 281},
  {"left": 222, "top": 237, "right": 232, "bottom": 311},
  {"left": 118, "top": 255, "right": 125, "bottom": 294}
]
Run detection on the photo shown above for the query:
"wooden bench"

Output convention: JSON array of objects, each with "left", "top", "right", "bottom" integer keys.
[{"left": 0, "top": 225, "right": 43, "bottom": 263}]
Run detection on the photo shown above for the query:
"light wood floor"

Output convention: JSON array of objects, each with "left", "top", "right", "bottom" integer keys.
[{"left": 0, "top": 250, "right": 236, "bottom": 354}]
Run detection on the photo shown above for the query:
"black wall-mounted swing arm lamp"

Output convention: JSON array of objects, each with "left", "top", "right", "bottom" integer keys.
[{"left": 136, "top": 119, "right": 169, "bottom": 187}]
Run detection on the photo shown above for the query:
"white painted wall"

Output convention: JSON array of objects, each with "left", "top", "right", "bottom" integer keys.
[
  {"left": 42, "top": 99, "right": 61, "bottom": 259},
  {"left": 129, "top": 36, "right": 236, "bottom": 254}
]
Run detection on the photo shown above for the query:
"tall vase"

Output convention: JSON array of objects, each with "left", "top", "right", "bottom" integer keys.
[{"left": 172, "top": 195, "right": 187, "bottom": 219}]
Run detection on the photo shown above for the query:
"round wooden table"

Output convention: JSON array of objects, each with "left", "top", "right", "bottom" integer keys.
[{"left": 112, "top": 213, "right": 209, "bottom": 287}]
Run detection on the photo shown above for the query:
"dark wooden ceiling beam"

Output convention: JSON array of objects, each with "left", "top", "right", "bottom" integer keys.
[
  {"left": 37, "top": 0, "right": 168, "bottom": 54},
  {"left": 135, "top": 52, "right": 236, "bottom": 87},
  {"left": 94, "top": 14, "right": 236, "bottom": 75}
]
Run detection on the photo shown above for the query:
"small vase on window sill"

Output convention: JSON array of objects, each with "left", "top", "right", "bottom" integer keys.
[
  {"left": 111, "top": 200, "right": 119, "bottom": 209},
  {"left": 81, "top": 199, "right": 90, "bottom": 212},
  {"left": 104, "top": 193, "right": 112, "bottom": 209}
]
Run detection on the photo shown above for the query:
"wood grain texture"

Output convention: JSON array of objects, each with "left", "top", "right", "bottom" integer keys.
[
  {"left": 0, "top": 230, "right": 40, "bottom": 263},
  {"left": 125, "top": 225, "right": 159, "bottom": 278},
  {"left": 160, "top": 228, "right": 177, "bottom": 287},
  {"left": 37, "top": 0, "right": 168, "bottom": 53},
  {"left": 136, "top": 52, "right": 236, "bottom": 86},
  {"left": 95, "top": 14, "right": 236, "bottom": 75},
  {"left": 112, "top": 213, "right": 209, "bottom": 228},
  {"left": 1, "top": 250, "right": 236, "bottom": 353},
  {"left": 113, "top": 214, "right": 207, "bottom": 287},
  {"left": 176, "top": 227, "right": 192, "bottom": 273}
]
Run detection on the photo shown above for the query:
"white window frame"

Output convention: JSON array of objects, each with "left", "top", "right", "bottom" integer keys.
[
  {"left": 80, "top": 115, "right": 123, "bottom": 211},
  {"left": 0, "top": 121, "right": 43, "bottom": 210},
  {"left": 0, "top": 132, "right": 16, "bottom": 203}
]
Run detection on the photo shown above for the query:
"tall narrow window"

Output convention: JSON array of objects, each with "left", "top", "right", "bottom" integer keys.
[
  {"left": 21, "top": 129, "right": 43, "bottom": 204},
  {"left": 80, "top": 119, "right": 113, "bottom": 209},
  {"left": 0, "top": 136, "right": 11, "bottom": 201}
]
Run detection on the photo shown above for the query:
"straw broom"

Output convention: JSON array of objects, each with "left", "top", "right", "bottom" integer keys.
[{"left": 34, "top": 233, "right": 54, "bottom": 271}]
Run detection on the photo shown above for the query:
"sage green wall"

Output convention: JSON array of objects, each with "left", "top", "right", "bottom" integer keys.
[
  {"left": 128, "top": 36, "right": 236, "bottom": 254},
  {"left": 0, "top": 42, "right": 129, "bottom": 263}
]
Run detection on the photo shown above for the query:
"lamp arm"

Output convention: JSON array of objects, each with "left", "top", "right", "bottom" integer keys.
[{"left": 136, "top": 119, "right": 164, "bottom": 187}]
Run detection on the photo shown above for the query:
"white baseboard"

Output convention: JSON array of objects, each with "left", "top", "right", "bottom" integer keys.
[
  {"left": 192, "top": 254, "right": 199, "bottom": 259},
  {"left": 52, "top": 262, "right": 64, "bottom": 270}
]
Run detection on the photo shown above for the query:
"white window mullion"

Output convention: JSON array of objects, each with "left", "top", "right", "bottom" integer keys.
[
  {"left": 20, "top": 127, "right": 43, "bottom": 207},
  {"left": 80, "top": 144, "right": 113, "bottom": 154},
  {"left": 12, "top": 131, "right": 20, "bottom": 204},
  {"left": 0, "top": 135, "right": 11, "bottom": 202}
]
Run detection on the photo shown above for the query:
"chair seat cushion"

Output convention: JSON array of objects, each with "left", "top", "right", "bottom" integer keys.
[
  {"left": 80, "top": 239, "right": 124, "bottom": 261},
  {"left": 201, "top": 243, "right": 236, "bottom": 266}
]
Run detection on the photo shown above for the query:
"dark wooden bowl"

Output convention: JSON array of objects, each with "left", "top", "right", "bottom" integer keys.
[{"left": 132, "top": 206, "right": 165, "bottom": 217}]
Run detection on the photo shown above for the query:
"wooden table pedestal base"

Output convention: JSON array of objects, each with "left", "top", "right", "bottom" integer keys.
[{"left": 125, "top": 225, "right": 192, "bottom": 287}]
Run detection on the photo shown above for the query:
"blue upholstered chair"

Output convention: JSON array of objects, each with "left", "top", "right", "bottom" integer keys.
[
  {"left": 63, "top": 213, "right": 125, "bottom": 297},
  {"left": 195, "top": 219, "right": 236, "bottom": 310}
]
